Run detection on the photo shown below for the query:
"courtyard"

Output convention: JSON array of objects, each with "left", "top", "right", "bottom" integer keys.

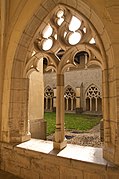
[{"left": 45, "top": 112, "right": 102, "bottom": 147}]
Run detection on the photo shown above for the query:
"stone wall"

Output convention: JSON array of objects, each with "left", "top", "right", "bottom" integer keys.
[
  {"left": 44, "top": 68, "right": 102, "bottom": 95},
  {"left": 29, "top": 60, "right": 44, "bottom": 121},
  {"left": 28, "top": 60, "right": 46, "bottom": 139},
  {"left": 0, "top": 140, "right": 119, "bottom": 179},
  {"left": 44, "top": 68, "right": 102, "bottom": 111}
]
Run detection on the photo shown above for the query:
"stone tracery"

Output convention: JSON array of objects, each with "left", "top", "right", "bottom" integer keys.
[
  {"left": 44, "top": 86, "right": 54, "bottom": 111},
  {"left": 85, "top": 84, "right": 102, "bottom": 112},
  {"left": 2, "top": 0, "right": 119, "bottom": 170},
  {"left": 64, "top": 86, "right": 76, "bottom": 111},
  {"left": 31, "top": 5, "right": 104, "bottom": 150},
  {"left": 34, "top": 6, "right": 95, "bottom": 54}
]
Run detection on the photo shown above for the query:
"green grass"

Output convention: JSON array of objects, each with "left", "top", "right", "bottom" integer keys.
[{"left": 44, "top": 112, "right": 101, "bottom": 135}]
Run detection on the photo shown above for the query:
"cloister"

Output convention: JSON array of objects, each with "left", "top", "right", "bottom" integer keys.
[{"left": 0, "top": 0, "right": 119, "bottom": 178}]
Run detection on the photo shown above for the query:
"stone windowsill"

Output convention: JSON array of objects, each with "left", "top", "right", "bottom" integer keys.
[{"left": 16, "top": 138, "right": 110, "bottom": 166}]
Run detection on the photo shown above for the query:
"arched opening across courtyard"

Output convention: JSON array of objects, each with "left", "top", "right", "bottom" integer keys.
[
  {"left": 30, "top": 4, "right": 105, "bottom": 149},
  {"left": 2, "top": 1, "right": 119, "bottom": 170}
]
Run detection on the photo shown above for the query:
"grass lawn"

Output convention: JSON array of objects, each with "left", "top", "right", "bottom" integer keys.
[{"left": 44, "top": 112, "right": 101, "bottom": 135}]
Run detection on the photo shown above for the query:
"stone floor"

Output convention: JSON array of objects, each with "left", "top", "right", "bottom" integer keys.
[{"left": 0, "top": 170, "right": 21, "bottom": 179}]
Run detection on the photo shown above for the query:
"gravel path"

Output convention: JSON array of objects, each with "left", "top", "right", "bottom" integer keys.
[
  {"left": 65, "top": 124, "right": 102, "bottom": 147},
  {"left": 47, "top": 124, "right": 102, "bottom": 148}
]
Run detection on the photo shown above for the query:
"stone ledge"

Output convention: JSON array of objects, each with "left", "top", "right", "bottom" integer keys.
[
  {"left": 1, "top": 139, "right": 119, "bottom": 179},
  {"left": 16, "top": 138, "right": 109, "bottom": 166}
]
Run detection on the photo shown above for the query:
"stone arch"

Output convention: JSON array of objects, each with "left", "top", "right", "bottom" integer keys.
[
  {"left": 65, "top": 85, "right": 75, "bottom": 92},
  {"left": 2, "top": 0, "right": 118, "bottom": 164},
  {"left": 44, "top": 86, "right": 54, "bottom": 112},
  {"left": 85, "top": 84, "right": 102, "bottom": 113},
  {"left": 64, "top": 85, "right": 76, "bottom": 111}
]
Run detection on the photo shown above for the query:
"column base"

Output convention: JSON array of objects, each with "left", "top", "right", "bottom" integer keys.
[{"left": 53, "top": 139, "right": 67, "bottom": 150}]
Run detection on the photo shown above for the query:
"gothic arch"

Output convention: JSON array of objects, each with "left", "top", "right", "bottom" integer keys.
[
  {"left": 65, "top": 85, "right": 75, "bottom": 92},
  {"left": 64, "top": 85, "right": 76, "bottom": 111},
  {"left": 2, "top": 1, "right": 109, "bottom": 141},
  {"left": 44, "top": 86, "right": 54, "bottom": 111},
  {"left": 2, "top": 0, "right": 118, "bottom": 165},
  {"left": 85, "top": 84, "right": 102, "bottom": 112}
]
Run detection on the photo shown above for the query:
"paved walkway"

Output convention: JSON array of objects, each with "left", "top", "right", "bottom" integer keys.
[{"left": 0, "top": 170, "right": 22, "bottom": 179}]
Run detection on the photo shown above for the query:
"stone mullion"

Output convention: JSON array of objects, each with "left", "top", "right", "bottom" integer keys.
[
  {"left": 50, "top": 97, "right": 52, "bottom": 111},
  {"left": 95, "top": 98, "right": 98, "bottom": 111},
  {"left": 46, "top": 98, "right": 48, "bottom": 110},
  {"left": 90, "top": 98, "right": 92, "bottom": 111},
  {"left": 53, "top": 88, "right": 56, "bottom": 111},
  {"left": 71, "top": 98, "right": 74, "bottom": 111},
  {"left": 66, "top": 98, "right": 68, "bottom": 111}
]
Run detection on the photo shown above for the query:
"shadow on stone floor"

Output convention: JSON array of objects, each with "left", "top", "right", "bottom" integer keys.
[{"left": 0, "top": 170, "right": 22, "bottom": 179}]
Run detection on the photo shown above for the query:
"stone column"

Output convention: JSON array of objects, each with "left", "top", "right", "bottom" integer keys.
[
  {"left": 50, "top": 98, "right": 52, "bottom": 111},
  {"left": 53, "top": 88, "right": 56, "bottom": 112},
  {"left": 90, "top": 98, "right": 92, "bottom": 111},
  {"left": 95, "top": 98, "right": 98, "bottom": 111},
  {"left": 71, "top": 98, "right": 73, "bottom": 111},
  {"left": 53, "top": 74, "right": 67, "bottom": 150},
  {"left": 46, "top": 98, "right": 48, "bottom": 110},
  {"left": 29, "top": 60, "right": 46, "bottom": 140},
  {"left": 66, "top": 98, "right": 68, "bottom": 111}
]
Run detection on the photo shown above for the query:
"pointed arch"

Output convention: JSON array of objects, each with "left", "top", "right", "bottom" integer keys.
[
  {"left": 64, "top": 85, "right": 76, "bottom": 111},
  {"left": 44, "top": 86, "right": 54, "bottom": 112},
  {"left": 3, "top": 2, "right": 106, "bottom": 143},
  {"left": 2, "top": 0, "right": 118, "bottom": 165},
  {"left": 85, "top": 84, "right": 102, "bottom": 112}
]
